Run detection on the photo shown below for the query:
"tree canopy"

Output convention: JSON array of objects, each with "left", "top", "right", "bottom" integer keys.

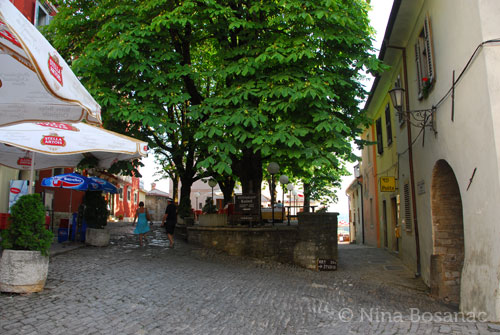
[{"left": 46, "top": 0, "right": 381, "bottom": 209}]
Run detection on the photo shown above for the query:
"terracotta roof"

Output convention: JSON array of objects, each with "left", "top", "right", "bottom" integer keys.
[{"left": 146, "top": 189, "right": 170, "bottom": 197}]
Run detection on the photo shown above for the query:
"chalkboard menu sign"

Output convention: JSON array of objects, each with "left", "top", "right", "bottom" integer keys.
[
  {"left": 235, "top": 194, "right": 259, "bottom": 221},
  {"left": 317, "top": 259, "right": 337, "bottom": 271}
]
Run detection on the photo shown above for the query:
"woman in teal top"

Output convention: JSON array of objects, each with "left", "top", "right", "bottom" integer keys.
[{"left": 133, "top": 201, "right": 151, "bottom": 246}]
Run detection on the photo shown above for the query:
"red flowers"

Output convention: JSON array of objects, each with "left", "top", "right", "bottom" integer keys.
[{"left": 422, "top": 77, "right": 429, "bottom": 82}]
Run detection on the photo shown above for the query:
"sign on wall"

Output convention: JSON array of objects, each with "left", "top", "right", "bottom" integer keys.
[
  {"left": 317, "top": 259, "right": 337, "bottom": 271},
  {"left": 235, "top": 194, "right": 259, "bottom": 221},
  {"left": 380, "top": 177, "right": 396, "bottom": 192}
]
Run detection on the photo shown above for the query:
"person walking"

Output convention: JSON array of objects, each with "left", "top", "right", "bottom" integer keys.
[
  {"left": 161, "top": 198, "right": 177, "bottom": 248},
  {"left": 133, "top": 201, "right": 151, "bottom": 247}
]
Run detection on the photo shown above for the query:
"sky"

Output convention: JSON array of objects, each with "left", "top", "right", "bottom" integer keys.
[
  {"left": 139, "top": 0, "right": 395, "bottom": 220},
  {"left": 327, "top": 0, "right": 394, "bottom": 221}
]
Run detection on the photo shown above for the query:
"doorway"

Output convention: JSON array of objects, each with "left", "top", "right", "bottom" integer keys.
[
  {"left": 382, "top": 200, "right": 388, "bottom": 248},
  {"left": 391, "top": 197, "right": 398, "bottom": 252},
  {"left": 430, "top": 160, "right": 464, "bottom": 306}
]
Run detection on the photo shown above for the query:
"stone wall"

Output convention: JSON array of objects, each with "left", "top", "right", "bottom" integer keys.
[
  {"left": 187, "top": 226, "right": 299, "bottom": 264},
  {"left": 295, "top": 212, "right": 339, "bottom": 270},
  {"left": 186, "top": 212, "right": 338, "bottom": 270},
  {"left": 145, "top": 196, "right": 168, "bottom": 222}
]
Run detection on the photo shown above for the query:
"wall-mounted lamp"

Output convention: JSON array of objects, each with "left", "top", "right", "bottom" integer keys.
[{"left": 389, "top": 87, "right": 437, "bottom": 134}]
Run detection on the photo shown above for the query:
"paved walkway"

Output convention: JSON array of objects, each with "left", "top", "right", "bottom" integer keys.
[{"left": 1, "top": 222, "right": 498, "bottom": 334}]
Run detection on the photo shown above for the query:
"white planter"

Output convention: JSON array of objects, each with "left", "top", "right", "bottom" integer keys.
[
  {"left": 85, "top": 228, "right": 110, "bottom": 247},
  {"left": 198, "top": 214, "right": 228, "bottom": 227},
  {"left": 0, "top": 250, "right": 49, "bottom": 293}
]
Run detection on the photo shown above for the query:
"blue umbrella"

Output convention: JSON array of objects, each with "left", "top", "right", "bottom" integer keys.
[
  {"left": 41, "top": 173, "right": 97, "bottom": 191},
  {"left": 41, "top": 173, "right": 117, "bottom": 193},
  {"left": 88, "top": 177, "right": 118, "bottom": 194},
  {"left": 41, "top": 173, "right": 118, "bottom": 241}
]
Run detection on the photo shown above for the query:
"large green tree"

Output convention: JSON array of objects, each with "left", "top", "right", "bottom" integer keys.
[
  {"left": 188, "top": 0, "right": 380, "bottom": 202},
  {"left": 46, "top": 0, "right": 380, "bottom": 210}
]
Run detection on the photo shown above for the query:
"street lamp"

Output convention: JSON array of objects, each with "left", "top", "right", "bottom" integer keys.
[
  {"left": 389, "top": 87, "right": 436, "bottom": 134},
  {"left": 287, "top": 183, "right": 294, "bottom": 219},
  {"left": 267, "top": 162, "right": 280, "bottom": 224},
  {"left": 279, "top": 175, "right": 288, "bottom": 223},
  {"left": 208, "top": 179, "right": 217, "bottom": 208},
  {"left": 194, "top": 192, "right": 201, "bottom": 210},
  {"left": 292, "top": 189, "right": 298, "bottom": 215}
]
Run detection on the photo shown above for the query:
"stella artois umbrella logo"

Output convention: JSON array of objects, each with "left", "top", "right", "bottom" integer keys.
[
  {"left": 17, "top": 156, "right": 32, "bottom": 167},
  {"left": 41, "top": 132, "right": 66, "bottom": 147},
  {"left": 37, "top": 122, "right": 79, "bottom": 132},
  {"left": 0, "top": 20, "right": 22, "bottom": 48},
  {"left": 48, "top": 52, "right": 63, "bottom": 86}
]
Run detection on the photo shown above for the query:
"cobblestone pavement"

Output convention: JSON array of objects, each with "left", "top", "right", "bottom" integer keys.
[{"left": 1, "top": 222, "right": 498, "bottom": 335}]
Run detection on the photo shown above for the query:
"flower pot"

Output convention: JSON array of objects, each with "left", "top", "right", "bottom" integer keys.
[
  {"left": 198, "top": 213, "right": 228, "bottom": 227},
  {"left": 85, "top": 228, "right": 110, "bottom": 247},
  {"left": 0, "top": 250, "right": 49, "bottom": 293}
]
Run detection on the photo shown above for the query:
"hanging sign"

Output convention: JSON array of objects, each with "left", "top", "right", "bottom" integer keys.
[{"left": 380, "top": 177, "right": 396, "bottom": 192}]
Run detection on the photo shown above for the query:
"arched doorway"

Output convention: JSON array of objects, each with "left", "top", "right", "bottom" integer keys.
[{"left": 430, "top": 160, "right": 464, "bottom": 306}]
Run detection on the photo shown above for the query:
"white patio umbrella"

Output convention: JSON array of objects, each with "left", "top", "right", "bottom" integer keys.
[
  {"left": 0, "top": 0, "right": 101, "bottom": 126},
  {"left": 0, "top": 121, "right": 148, "bottom": 191}
]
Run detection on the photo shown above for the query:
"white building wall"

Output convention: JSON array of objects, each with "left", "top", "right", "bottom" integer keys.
[
  {"left": 0, "top": 166, "right": 19, "bottom": 213},
  {"left": 393, "top": 0, "right": 500, "bottom": 320}
]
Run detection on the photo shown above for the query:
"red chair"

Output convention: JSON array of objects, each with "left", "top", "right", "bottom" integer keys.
[{"left": 0, "top": 213, "right": 10, "bottom": 230}]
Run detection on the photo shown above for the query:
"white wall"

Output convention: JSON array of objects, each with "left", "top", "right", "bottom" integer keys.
[{"left": 393, "top": 0, "right": 500, "bottom": 320}]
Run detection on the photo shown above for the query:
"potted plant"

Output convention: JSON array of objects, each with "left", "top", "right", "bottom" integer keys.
[
  {"left": 81, "top": 191, "right": 110, "bottom": 247},
  {"left": 0, "top": 194, "right": 54, "bottom": 293},
  {"left": 199, "top": 197, "right": 227, "bottom": 226}
]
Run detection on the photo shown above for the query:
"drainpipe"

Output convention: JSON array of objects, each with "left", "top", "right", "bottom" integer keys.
[
  {"left": 357, "top": 180, "right": 365, "bottom": 245},
  {"left": 387, "top": 45, "right": 421, "bottom": 277}
]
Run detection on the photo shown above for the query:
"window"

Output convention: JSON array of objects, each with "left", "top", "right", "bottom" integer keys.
[
  {"left": 53, "top": 168, "right": 63, "bottom": 176},
  {"left": 376, "top": 118, "right": 383, "bottom": 154},
  {"left": 34, "top": 1, "right": 52, "bottom": 27},
  {"left": 403, "top": 182, "right": 412, "bottom": 231},
  {"left": 385, "top": 104, "right": 393, "bottom": 146},
  {"left": 127, "top": 189, "right": 131, "bottom": 202},
  {"left": 119, "top": 188, "right": 123, "bottom": 200},
  {"left": 415, "top": 15, "right": 435, "bottom": 99}
]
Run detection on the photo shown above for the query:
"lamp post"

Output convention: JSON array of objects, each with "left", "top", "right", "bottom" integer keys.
[
  {"left": 292, "top": 189, "right": 298, "bottom": 216},
  {"left": 194, "top": 192, "right": 201, "bottom": 210},
  {"left": 208, "top": 179, "right": 217, "bottom": 209},
  {"left": 267, "top": 162, "right": 280, "bottom": 224},
  {"left": 287, "top": 183, "right": 294, "bottom": 221},
  {"left": 279, "top": 175, "right": 288, "bottom": 224}
]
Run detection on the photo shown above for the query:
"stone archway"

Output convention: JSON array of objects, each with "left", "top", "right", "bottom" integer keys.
[{"left": 430, "top": 160, "right": 464, "bottom": 306}]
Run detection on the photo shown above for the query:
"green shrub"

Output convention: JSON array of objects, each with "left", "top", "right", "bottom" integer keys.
[
  {"left": 81, "top": 191, "right": 108, "bottom": 229},
  {"left": 0, "top": 194, "right": 54, "bottom": 256}
]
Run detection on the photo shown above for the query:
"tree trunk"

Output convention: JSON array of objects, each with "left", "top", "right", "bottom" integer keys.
[
  {"left": 178, "top": 177, "right": 193, "bottom": 218},
  {"left": 172, "top": 174, "right": 179, "bottom": 202},
  {"left": 303, "top": 182, "right": 311, "bottom": 213},
  {"left": 234, "top": 149, "right": 263, "bottom": 208},
  {"left": 219, "top": 177, "right": 236, "bottom": 206}
]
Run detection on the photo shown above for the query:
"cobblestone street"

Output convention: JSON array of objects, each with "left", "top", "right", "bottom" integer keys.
[{"left": 1, "top": 222, "right": 498, "bottom": 334}]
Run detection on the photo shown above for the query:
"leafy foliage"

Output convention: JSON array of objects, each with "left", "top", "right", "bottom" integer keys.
[
  {"left": 81, "top": 191, "right": 108, "bottom": 229},
  {"left": 46, "top": 0, "right": 381, "bottom": 209},
  {"left": 0, "top": 194, "right": 53, "bottom": 256}
]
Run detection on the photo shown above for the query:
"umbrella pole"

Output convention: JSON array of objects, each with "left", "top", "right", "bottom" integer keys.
[
  {"left": 29, "top": 152, "right": 35, "bottom": 194},
  {"left": 69, "top": 190, "right": 72, "bottom": 240}
]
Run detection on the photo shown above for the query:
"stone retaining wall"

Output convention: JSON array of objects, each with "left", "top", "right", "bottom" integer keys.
[{"left": 186, "top": 212, "right": 339, "bottom": 270}]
